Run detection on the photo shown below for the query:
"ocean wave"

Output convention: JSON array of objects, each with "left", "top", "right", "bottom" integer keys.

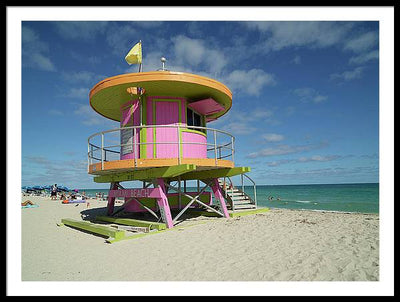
[{"left": 294, "top": 200, "right": 312, "bottom": 204}]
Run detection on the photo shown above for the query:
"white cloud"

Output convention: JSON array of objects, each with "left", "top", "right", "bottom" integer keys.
[
  {"left": 343, "top": 31, "right": 378, "bottom": 53},
  {"left": 292, "top": 88, "right": 327, "bottom": 104},
  {"left": 330, "top": 66, "right": 365, "bottom": 81},
  {"left": 215, "top": 108, "right": 276, "bottom": 136},
  {"left": 22, "top": 25, "right": 56, "bottom": 71},
  {"left": 297, "top": 155, "right": 341, "bottom": 162},
  {"left": 262, "top": 133, "right": 285, "bottom": 142},
  {"left": 171, "top": 35, "right": 228, "bottom": 75},
  {"left": 53, "top": 21, "right": 108, "bottom": 40},
  {"left": 73, "top": 104, "right": 105, "bottom": 126},
  {"left": 62, "top": 71, "right": 108, "bottom": 86},
  {"left": 244, "top": 21, "right": 353, "bottom": 52},
  {"left": 105, "top": 23, "right": 139, "bottom": 56},
  {"left": 65, "top": 87, "right": 90, "bottom": 100},
  {"left": 247, "top": 142, "right": 328, "bottom": 158},
  {"left": 349, "top": 50, "right": 379, "bottom": 65},
  {"left": 293, "top": 55, "right": 301, "bottom": 64},
  {"left": 223, "top": 69, "right": 276, "bottom": 96}
]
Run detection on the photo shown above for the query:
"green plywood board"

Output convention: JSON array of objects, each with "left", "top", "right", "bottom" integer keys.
[
  {"left": 96, "top": 216, "right": 166, "bottom": 231},
  {"left": 60, "top": 218, "right": 125, "bottom": 240},
  {"left": 94, "top": 164, "right": 197, "bottom": 183}
]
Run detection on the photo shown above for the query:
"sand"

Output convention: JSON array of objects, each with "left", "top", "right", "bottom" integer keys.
[{"left": 19, "top": 195, "right": 379, "bottom": 282}]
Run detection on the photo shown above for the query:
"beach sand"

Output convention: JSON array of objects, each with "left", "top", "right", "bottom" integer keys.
[{"left": 20, "top": 195, "right": 379, "bottom": 282}]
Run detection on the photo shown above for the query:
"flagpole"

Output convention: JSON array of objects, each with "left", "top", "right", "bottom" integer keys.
[{"left": 138, "top": 40, "right": 142, "bottom": 73}]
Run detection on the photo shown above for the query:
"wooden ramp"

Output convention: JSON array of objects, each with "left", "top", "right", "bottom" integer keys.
[{"left": 58, "top": 217, "right": 166, "bottom": 243}]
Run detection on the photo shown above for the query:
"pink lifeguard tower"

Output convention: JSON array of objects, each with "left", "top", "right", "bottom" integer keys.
[{"left": 87, "top": 56, "right": 257, "bottom": 229}]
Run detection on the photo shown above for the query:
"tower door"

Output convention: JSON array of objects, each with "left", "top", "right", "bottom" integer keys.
[{"left": 154, "top": 100, "right": 180, "bottom": 158}]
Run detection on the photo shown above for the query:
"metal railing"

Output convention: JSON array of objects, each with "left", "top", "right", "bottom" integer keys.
[
  {"left": 221, "top": 175, "right": 257, "bottom": 209},
  {"left": 87, "top": 124, "right": 235, "bottom": 171},
  {"left": 241, "top": 173, "right": 257, "bottom": 207}
]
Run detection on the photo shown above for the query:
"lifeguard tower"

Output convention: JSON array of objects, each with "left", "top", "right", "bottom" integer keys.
[{"left": 87, "top": 53, "right": 257, "bottom": 229}]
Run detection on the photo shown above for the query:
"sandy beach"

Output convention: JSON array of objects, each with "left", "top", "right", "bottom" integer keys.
[{"left": 20, "top": 195, "right": 379, "bottom": 282}]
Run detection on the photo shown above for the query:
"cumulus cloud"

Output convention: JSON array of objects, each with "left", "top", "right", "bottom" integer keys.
[
  {"left": 243, "top": 21, "right": 353, "bottom": 52},
  {"left": 171, "top": 35, "right": 228, "bottom": 75},
  {"left": 262, "top": 133, "right": 285, "bottom": 142},
  {"left": 73, "top": 104, "right": 106, "bottom": 126},
  {"left": 292, "top": 88, "right": 327, "bottom": 104},
  {"left": 343, "top": 31, "right": 378, "bottom": 53},
  {"left": 22, "top": 25, "right": 56, "bottom": 71},
  {"left": 265, "top": 155, "right": 342, "bottom": 167},
  {"left": 223, "top": 69, "right": 276, "bottom": 96},
  {"left": 62, "top": 70, "right": 108, "bottom": 86},
  {"left": 64, "top": 87, "right": 90, "bottom": 100},
  {"left": 53, "top": 21, "right": 108, "bottom": 40},
  {"left": 247, "top": 141, "right": 328, "bottom": 158},
  {"left": 215, "top": 108, "right": 277, "bottom": 135},
  {"left": 330, "top": 66, "right": 365, "bottom": 81},
  {"left": 349, "top": 50, "right": 379, "bottom": 65}
]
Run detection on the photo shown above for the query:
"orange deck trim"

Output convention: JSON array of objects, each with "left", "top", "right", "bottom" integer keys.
[
  {"left": 88, "top": 158, "right": 234, "bottom": 175},
  {"left": 89, "top": 71, "right": 232, "bottom": 100}
]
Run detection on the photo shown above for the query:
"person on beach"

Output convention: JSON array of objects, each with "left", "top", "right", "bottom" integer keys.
[
  {"left": 21, "top": 200, "right": 35, "bottom": 206},
  {"left": 60, "top": 192, "right": 66, "bottom": 201},
  {"left": 51, "top": 184, "right": 57, "bottom": 200}
]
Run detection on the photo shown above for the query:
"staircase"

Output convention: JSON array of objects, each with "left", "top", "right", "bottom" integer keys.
[{"left": 218, "top": 177, "right": 257, "bottom": 211}]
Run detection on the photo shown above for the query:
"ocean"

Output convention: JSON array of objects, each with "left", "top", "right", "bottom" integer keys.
[{"left": 80, "top": 183, "right": 379, "bottom": 214}]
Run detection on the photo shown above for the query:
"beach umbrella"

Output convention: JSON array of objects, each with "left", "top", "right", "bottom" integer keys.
[
  {"left": 32, "top": 185, "right": 44, "bottom": 190},
  {"left": 58, "top": 186, "right": 70, "bottom": 192}
]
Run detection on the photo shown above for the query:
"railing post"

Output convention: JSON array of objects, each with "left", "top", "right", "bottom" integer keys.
[
  {"left": 254, "top": 182, "right": 257, "bottom": 207},
  {"left": 241, "top": 173, "right": 244, "bottom": 193},
  {"left": 214, "top": 130, "right": 218, "bottom": 166},
  {"left": 231, "top": 136, "right": 235, "bottom": 163},
  {"left": 87, "top": 141, "right": 90, "bottom": 173},
  {"left": 177, "top": 124, "right": 181, "bottom": 164},
  {"left": 133, "top": 126, "right": 137, "bottom": 167},
  {"left": 101, "top": 132, "right": 104, "bottom": 170}
]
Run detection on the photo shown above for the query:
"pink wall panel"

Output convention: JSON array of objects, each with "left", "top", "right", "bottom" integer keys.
[
  {"left": 155, "top": 101, "right": 179, "bottom": 158},
  {"left": 182, "top": 131, "right": 207, "bottom": 158}
]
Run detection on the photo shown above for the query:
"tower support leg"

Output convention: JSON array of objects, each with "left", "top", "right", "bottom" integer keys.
[
  {"left": 107, "top": 182, "right": 119, "bottom": 216},
  {"left": 156, "top": 178, "right": 174, "bottom": 229},
  {"left": 210, "top": 178, "right": 230, "bottom": 218}
]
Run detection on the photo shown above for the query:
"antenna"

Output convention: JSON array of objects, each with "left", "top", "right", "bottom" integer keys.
[{"left": 159, "top": 57, "right": 168, "bottom": 71}]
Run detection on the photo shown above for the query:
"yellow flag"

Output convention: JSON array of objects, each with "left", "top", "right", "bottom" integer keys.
[{"left": 125, "top": 42, "right": 142, "bottom": 65}]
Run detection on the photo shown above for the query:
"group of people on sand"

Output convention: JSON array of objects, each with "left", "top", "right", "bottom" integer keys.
[
  {"left": 95, "top": 192, "right": 106, "bottom": 200},
  {"left": 50, "top": 184, "right": 88, "bottom": 201}
]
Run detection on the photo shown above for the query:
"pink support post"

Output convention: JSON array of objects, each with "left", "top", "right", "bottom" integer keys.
[
  {"left": 156, "top": 178, "right": 174, "bottom": 228},
  {"left": 107, "top": 182, "right": 119, "bottom": 216},
  {"left": 211, "top": 178, "right": 230, "bottom": 218}
]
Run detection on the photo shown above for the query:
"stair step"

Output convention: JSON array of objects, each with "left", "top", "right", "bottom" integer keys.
[
  {"left": 233, "top": 201, "right": 255, "bottom": 205},
  {"left": 230, "top": 196, "right": 251, "bottom": 201},
  {"left": 229, "top": 192, "right": 246, "bottom": 196},
  {"left": 233, "top": 204, "right": 257, "bottom": 210}
]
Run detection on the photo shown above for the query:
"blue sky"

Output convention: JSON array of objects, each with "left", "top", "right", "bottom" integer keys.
[{"left": 19, "top": 19, "right": 380, "bottom": 189}]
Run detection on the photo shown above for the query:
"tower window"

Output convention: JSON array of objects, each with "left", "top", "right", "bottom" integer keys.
[{"left": 187, "top": 108, "right": 203, "bottom": 127}]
